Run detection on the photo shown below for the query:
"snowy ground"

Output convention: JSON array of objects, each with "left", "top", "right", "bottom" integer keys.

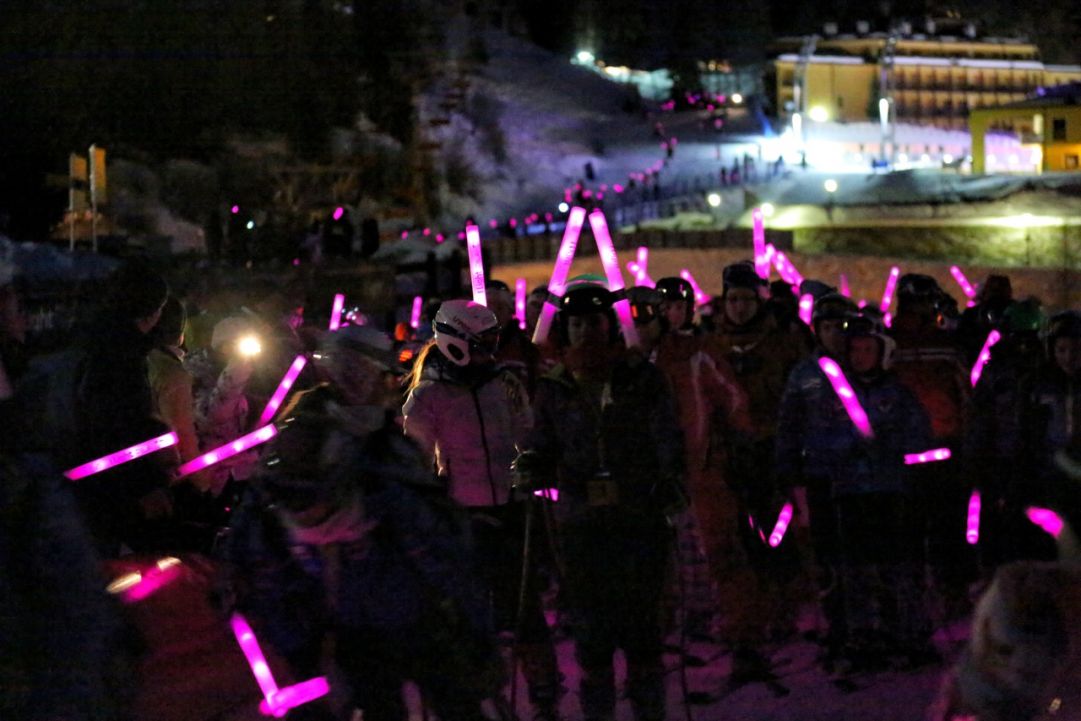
[{"left": 499, "top": 606, "right": 966, "bottom": 721}]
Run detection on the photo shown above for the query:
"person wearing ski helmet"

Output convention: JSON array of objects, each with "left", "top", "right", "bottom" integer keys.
[
  {"left": 712, "top": 261, "right": 808, "bottom": 662},
  {"left": 774, "top": 291, "right": 858, "bottom": 664},
  {"left": 814, "top": 311, "right": 934, "bottom": 670},
  {"left": 890, "top": 273, "right": 973, "bottom": 617},
  {"left": 402, "top": 299, "right": 562, "bottom": 720},
  {"left": 518, "top": 284, "right": 684, "bottom": 721},
  {"left": 223, "top": 342, "right": 500, "bottom": 721},
  {"left": 655, "top": 276, "right": 696, "bottom": 332}
]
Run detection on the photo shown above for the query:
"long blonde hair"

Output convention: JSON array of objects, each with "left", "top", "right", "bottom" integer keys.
[{"left": 405, "top": 339, "right": 439, "bottom": 392}]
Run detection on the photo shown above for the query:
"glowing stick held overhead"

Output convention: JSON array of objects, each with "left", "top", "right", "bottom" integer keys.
[
  {"left": 589, "top": 208, "right": 640, "bottom": 348},
  {"left": 798, "top": 293, "right": 814, "bottom": 326},
  {"left": 970, "top": 329, "right": 1002, "bottom": 387},
  {"left": 230, "top": 613, "right": 330, "bottom": 717},
  {"left": 464, "top": 224, "right": 488, "bottom": 306},
  {"left": 65, "top": 431, "right": 179, "bottom": 481},
  {"left": 175, "top": 425, "right": 278, "bottom": 480},
  {"left": 753, "top": 208, "right": 769, "bottom": 279},
  {"left": 409, "top": 295, "right": 423, "bottom": 329},
  {"left": 679, "top": 269, "right": 712, "bottom": 306},
  {"left": 879, "top": 266, "right": 900, "bottom": 313},
  {"left": 965, "top": 489, "right": 981, "bottom": 545},
  {"left": 768, "top": 502, "right": 794, "bottom": 547},
  {"left": 257, "top": 356, "right": 308, "bottom": 427},
  {"left": 515, "top": 279, "right": 527, "bottom": 330},
  {"left": 532, "top": 206, "right": 587, "bottom": 344},
  {"left": 328, "top": 294, "right": 345, "bottom": 331},
  {"left": 839, "top": 273, "right": 851, "bottom": 297},
  {"left": 904, "top": 447, "right": 952, "bottom": 465},
  {"left": 818, "top": 357, "right": 874, "bottom": 438},
  {"left": 950, "top": 265, "right": 977, "bottom": 307}
]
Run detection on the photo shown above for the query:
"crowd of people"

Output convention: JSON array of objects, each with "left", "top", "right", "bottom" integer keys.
[{"left": 1, "top": 251, "right": 1079, "bottom": 721}]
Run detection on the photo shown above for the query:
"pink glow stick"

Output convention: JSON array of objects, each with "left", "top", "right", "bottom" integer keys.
[
  {"left": 410, "top": 296, "right": 423, "bottom": 329},
  {"left": 257, "top": 356, "right": 308, "bottom": 427},
  {"left": 589, "top": 209, "right": 640, "bottom": 348},
  {"left": 879, "top": 266, "right": 900, "bottom": 313},
  {"left": 818, "top": 357, "right": 874, "bottom": 438},
  {"left": 903, "top": 447, "right": 952, "bottom": 465},
  {"left": 798, "top": 293, "right": 814, "bottom": 326},
  {"left": 772, "top": 251, "right": 804, "bottom": 287},
  {"left": 231, "top": 614, "right": 330, "bottom": 717},
  {"left": 1025, "top": 507, "right": 1064, "bottom": 538},
  {"left": 753, "top": 208, "right": 769, "bottom": 279},
  {"left": 515, "top": 278, "right": 527, "bottom": 330},
  {"left": 965, "top": 489, "right": 981, "bottom": 545},
  {"left": 679, "top": 269, "right": 712, "bottom": 306},
  {"left": 465, "top": 224, "right": 488, "bottom": 306},
  {"left": 950, "top": 266, "right": 977, "bottom": 305},
  {"left": 534, "top": 488, "right": 559, "bottom": 502},
  {"left": 328, "top": 293, "right": 345, "bottom": 331},
  {"left": 768, "top": 502, "right": 794, "bottom": 547},
  {"left": 532, "top": 206, "right": 587, "bottom": 344},
  {"left": 106, "top": 557, "right": 183, "bottom": 603},
  {"left": 634, "top": 247, "right": 653, "bottom": 285},
  {"left": 65, "top": 431, "right": 179, "bottom": 480},
  {"left": 175, "top": 425, "right": 278, "bottom": 480},
  {"left": 970, "top": 329, "right": 1002, "bottom": 387},
  {"left": 839, "top": 273, "right": 851, "bottom": 298}
]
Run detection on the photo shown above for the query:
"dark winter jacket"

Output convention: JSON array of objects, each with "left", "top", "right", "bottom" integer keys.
[
  {"left": 527, "top": 352, "right": 685, "bottom": 524},
  {"left": 890, "top": 312, "right": 969, "bottom": 441},
  {"left": 776, "top": 358, "right": 931, "bottom": 497},
  {"left": 1018, "top": 363, "right": 1081, "bottom": 498}
]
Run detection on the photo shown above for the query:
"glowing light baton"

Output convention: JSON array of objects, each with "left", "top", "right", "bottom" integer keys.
[
  {"left": 534, "top": 488, "right": 559, "bottom": 502},
  {"left": 768, "top": 502, "right": 793, "bottom": 547},
  {"left": 903, "top": 447, "right": 952, "bottom": 465},
  {"left": 532, "top": 206, "right": 587, "bottom": 344},
  {"left": 753, "top": 208, "right": 769, "bottom": 279},
  {"left": 64, "top": 431, "right": 179, "bottom": 481},
  {"left": 328, "top": 293, "right": 345, "bottom": 331},
  {"left": 839, "top": 273, "right": 851, "bottom": 298},
  {"left": 410, "top": 296, "right": 423, "bottom": 329},
  {"left": 950, "top": 266, "right": 977, "bottom": 307},
  {"left": 175, "top": 425, "right": 278, "bottom": 480},
  {"left": 106, "top": 557, "right": 183, "bottom": 603},
  {"left": 879, "top": 266, "right": 900, "bottom": 313},
  {"left": 965, "top": 489, "right": 981, "bottom": 545},
  {"left": 515, "top": 279, "right": 527, "bottom": 330},
  {"left": 589, "top": 209, "right": 640, "bottom": 348},
  {"left": 627, "top": 247, "right": 654, "bottom": 286},
  {"left": 257, "top": 355, "right": 308, "bottom": 427},
  {"left": 772, "top": 251, "right": 804, "bottom": 287},
  {"left": 1025, "top": 507, "right": 1064, "bottom": 538},
  {"left": 818, "top": 357, "right": 874, "bottom": 438},
  {"left": 230, "top": 613, "right": 330, "bottom": 717},
  {"left": 465, "top": 224, "right": 488, "bottom": 306},
  {"left": 970, "top": 329, "right": 1002, "bottom": 387},
  {"left": 679, "top": 269, "right": 711, "bottom": 306},
  {"left": 798, "top": 293, "right": 814, "bottom": 326}
]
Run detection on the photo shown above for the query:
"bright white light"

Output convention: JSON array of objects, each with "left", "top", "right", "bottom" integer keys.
[
  {"left": 988, "top": 155, "right": 998, "bottom": 166},
  {"left": 898, "top": 153, "right": 909, "bottom": 163},
  {"left": 943, "top": 154, "right": 954, "bottom": 163},
  {"left": 809, "top": 105, "right": 829, "bottom": 122},
  {"left": 558, "top": 202, "right": 570, "bottom": 213},
  {"left": 237, "top": 335, "right": 262, "bottom": 357},
  {"left": 575, "top": 50, "right": 595, "bottom": 64},
  {"left": 878, "top": 98, "right": 890, "bottom": 125},
  {"left": 1008, "top": 154, "right": 1019, "bottom": 165},
  {"left": 707, "top": 193, "right": 722, "bottom": 207},
  {"left": 246, "top": 221, "right": 255, "bottom": 230},
  {"left": 824, "top": 179, "right": 838, "bottom": 193},
  {"left": 761, "top": 202, "right": 776, "bottom": 217},
  {"left": 921, "top": 154, "right": 931, "bottom": 163},
  {"left": 731, "top": 93, "right": 743, "bottom": 104}
]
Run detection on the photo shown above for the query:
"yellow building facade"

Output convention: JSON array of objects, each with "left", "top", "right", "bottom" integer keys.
[
  {"left": 969, "top": 91, "right": 1081, "bottom": 173},
  {"left": 773, "top": 32, "right": 1081, "bottom": 131}
]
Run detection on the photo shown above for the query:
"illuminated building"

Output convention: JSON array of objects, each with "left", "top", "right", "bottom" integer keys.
[
  {"left": 969, "top": 83, "right": 1081, "bottom": 173},
  {"left": 771, "top": 18, "right": 1081, "bottom": 131}
]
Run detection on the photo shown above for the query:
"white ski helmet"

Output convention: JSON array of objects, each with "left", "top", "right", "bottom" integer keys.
[{"left": 432, "top": 299, "right": 500, "bottom": 366}]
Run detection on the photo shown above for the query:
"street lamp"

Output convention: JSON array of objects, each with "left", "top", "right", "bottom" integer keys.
[
  {"left": 707, "top": 193, "right": 722, "bottom": 207},
  {"left": 824, "top": 179, "right": 838, "bottom": 193}
]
